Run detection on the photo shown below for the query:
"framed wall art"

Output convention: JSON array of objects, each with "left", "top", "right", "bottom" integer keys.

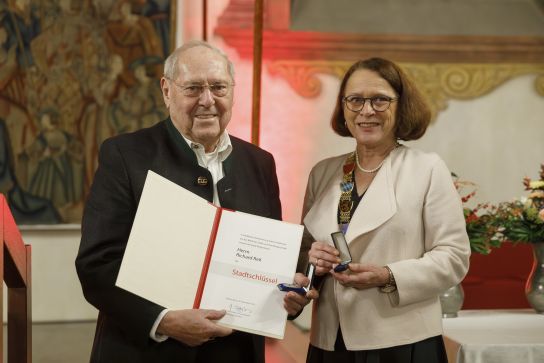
[{"left": 0, "top": 0, "right": 176, "bottom": 224}]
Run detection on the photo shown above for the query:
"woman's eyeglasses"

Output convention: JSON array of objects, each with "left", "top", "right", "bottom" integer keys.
[{"left": 343, "top": 95, "right": 397, "bottom": 112}]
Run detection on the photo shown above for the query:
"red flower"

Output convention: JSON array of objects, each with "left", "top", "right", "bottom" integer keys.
[{"left": 465, "top": 212, "right": 479, "bottom": 224}]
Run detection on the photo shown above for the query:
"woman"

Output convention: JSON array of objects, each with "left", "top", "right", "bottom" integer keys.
[{"left": 296, "top": 58, "right": 470, "bottom": 363}]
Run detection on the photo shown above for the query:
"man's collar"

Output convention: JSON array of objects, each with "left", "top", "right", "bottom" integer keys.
[
  {"left": 180, "top": 130, "right": 232, "bottom": 162},
  {"left": 164, "top": 118, "right": 198, "bottom": 163}
]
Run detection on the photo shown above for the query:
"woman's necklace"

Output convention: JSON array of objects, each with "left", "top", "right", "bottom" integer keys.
[
  {"left": 355, "top": 143, "right": 400, "bottom": 173},
  {"left": 355, "top": 151, "right": 385, "bottom": 173}
]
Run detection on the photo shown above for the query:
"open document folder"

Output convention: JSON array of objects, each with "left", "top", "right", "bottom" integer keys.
[{"left": 116, "top": 170, "right": 303, "bottom": 339}]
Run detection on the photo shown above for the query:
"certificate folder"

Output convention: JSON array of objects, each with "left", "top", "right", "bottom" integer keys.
[{"left": 116, "top": 170, "right": 303, "bottom": 339}]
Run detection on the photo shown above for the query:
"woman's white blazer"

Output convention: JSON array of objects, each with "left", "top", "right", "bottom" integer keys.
[{"left": 301, "top": 145, "right": 470, "bottom": 350}]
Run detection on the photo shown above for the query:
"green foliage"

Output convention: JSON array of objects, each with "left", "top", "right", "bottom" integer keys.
[
  {"left": 494, "top": 199, "right": 544, "bottom": 244},
  {"left": 463, "top": 208, "right": 502, "bottom": 254},
  {"left": 454, "top": 164, "right": 544, "bottom": 252},
  {"left": 454, "top": 174, "right": 502, "bottom": 254},
  {"left": 490, "top": 163, "right": 544, "bottom": 244}
]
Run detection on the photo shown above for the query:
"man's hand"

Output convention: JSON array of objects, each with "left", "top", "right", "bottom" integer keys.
[
  {"left": 156, "top": 309, "right": 233, "bottom": 346},
  {"left": 283, "top": 273, "right": 319, "bottom": 316}
]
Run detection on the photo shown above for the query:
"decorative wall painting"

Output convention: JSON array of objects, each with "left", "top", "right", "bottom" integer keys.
[{"left": 0, "top": 0, "right": 175, "bottom": 224}]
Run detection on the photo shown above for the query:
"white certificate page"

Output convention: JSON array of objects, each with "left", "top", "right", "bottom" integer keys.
[
  {"left": 116, "top": 171, "right": 217, "bottom": 310},
  {"left": 199, "top": 210, "right": 303, "bottom": 339}
]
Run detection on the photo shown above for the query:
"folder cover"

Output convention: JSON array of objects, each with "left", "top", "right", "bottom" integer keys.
[{"left": 116, "top": 171, "right": 303, "bottom": 339}]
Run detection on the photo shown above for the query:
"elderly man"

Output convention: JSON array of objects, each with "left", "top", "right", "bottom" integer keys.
[{"left": 76, "top": 41, "right": 311, "bottom": 363}]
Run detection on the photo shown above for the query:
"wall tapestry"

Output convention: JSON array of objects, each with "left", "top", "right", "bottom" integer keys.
[{"left": 0, "top": 0, "right": 174, "bottom": 224}]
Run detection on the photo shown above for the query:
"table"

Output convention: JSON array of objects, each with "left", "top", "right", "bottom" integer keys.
[{"left": 442, "top": 309, "right": 544, "bottom": 363}]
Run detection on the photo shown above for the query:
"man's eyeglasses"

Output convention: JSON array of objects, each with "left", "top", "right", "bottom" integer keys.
[
  {"left": 166, "top": 78, "right": 233, "bottom": 97},
  {"left": 343, "top": 95, "right": 397, "bottom": 112}
]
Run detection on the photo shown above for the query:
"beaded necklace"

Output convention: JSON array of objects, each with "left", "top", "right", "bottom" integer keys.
[
  {"left": 337, "top": 153, "right": 356, "bottom": 233},
  {"left": 337, "top": 143, "right": 400, "bottom": 233}
]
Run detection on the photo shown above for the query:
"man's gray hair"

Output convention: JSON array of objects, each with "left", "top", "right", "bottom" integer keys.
[{"left": 163, "top": 40, "right": 235, "bottom": 81}]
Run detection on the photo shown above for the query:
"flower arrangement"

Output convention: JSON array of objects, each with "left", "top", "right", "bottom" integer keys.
[
  {"left": 452, "top": 173, "right": 502, "bottom": 254},
  {"left": 494, "top": 164, "right": 544, "bottom": 244}
]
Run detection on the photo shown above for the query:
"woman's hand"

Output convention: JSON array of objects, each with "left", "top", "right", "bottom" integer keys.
[
  {"left": 308, "top": 241, "right": 340, "bottom": 276},
  {"left": 331, "top": 263, "right": 389, "bottom": 290},
  {"left": 283, "top": 273, "right": 319, "bottom": 316}
]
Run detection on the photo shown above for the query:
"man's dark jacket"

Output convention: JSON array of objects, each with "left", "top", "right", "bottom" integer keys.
[{"left": 75, "top": 119, "right": 282, "bottom": 362}]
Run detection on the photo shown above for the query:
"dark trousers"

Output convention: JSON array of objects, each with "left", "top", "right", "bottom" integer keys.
[
  {"left": 196, "top": 331, "right": 256, "bottom": 363},
  {"left": 306, "top": 329, "right": 447, "bottom": 363}
]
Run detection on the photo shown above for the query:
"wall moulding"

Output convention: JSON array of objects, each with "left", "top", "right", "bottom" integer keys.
[
  {"left": 268, "top": 61, "right": 544, "bottom": 121},
  {"left": 215, "top": 1, "right": 544, "bottom": 63},
  {"left": 403, "top": 63, "right": 544, "bottom": 120},
  {"left": 215, "top": 0, "right": 544, "bottom": 120},
  {"left": 217, "top": 28, "right": 544, "bottom": 64}
]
